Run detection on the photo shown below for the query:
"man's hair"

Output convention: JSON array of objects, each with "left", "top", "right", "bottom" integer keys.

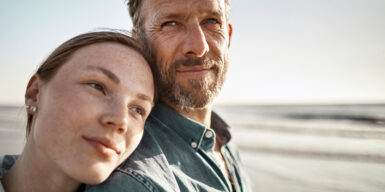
[
  {"left": 126, "top": 0, "right": 231, "bottom": 31},
  {"left": 26, "top": 30, "right": 157, "bottom": 135}
]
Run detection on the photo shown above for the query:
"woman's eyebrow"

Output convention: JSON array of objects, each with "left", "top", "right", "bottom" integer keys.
[
  {"left": 86, "top": 66, "right": 120, "bottom": 84},
  {"left": 137, "top": 93, "right": 154, "bottom": 106}
]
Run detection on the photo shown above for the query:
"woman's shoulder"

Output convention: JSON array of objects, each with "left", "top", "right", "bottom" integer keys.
[{"left": 0, "top": 154, "right": 19, "bottom": 179}]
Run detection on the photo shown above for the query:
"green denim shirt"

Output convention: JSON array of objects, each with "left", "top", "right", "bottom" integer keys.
[{"left": 86, "top": 103, "right": 253, "bottom": 192}]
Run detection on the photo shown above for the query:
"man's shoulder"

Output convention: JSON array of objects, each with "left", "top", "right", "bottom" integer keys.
[
  {"left": 85, "top": 171, "right": 155, "bottom": 192},
  {"left": 85, "top": 163, "right": 178, "bottom": 192},
  {"left": 86, "top": 125, "right": 179, "bottom": 192}
]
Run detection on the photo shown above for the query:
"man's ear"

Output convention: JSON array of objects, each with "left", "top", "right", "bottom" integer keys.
[
  {"left": 25, "top": 75, "right": 41, "bottom": 110},
  {"left": 227, "top": 23, "right": 233, "bottom": 48}
]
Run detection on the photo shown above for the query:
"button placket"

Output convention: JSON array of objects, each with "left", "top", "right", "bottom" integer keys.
[{"left": 205, "top": 130, "right": 213, "bottom": 138}]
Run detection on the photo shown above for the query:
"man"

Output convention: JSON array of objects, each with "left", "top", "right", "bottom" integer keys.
[{"left": 86, "top": 0, "right": 253, "bottom": 191}]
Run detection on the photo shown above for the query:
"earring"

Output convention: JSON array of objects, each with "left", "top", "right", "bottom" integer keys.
[{"left": 26, "top": 105, "right": 37, "bottom": 113}]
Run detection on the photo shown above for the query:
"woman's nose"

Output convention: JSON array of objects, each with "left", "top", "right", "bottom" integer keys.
[{"left": 100, "top": 102, "right": 129, "bottom": 134}]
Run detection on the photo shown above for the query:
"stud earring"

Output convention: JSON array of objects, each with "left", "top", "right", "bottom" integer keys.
[{"left": 26, "top": 105, "right": 37, "bottom": 113}]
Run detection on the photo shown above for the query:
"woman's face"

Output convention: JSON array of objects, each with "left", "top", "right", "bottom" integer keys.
[{"left": 29, "top": 42, "right": 154, "bottom": 184}]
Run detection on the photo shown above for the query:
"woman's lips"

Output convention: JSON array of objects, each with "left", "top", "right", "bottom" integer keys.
[{"left": 83, "top": 136, "right": 120, "bottom": 158}]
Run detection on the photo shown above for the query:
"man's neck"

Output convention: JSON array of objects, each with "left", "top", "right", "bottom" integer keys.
[{"left": 161, "top": 99, "right": 212, "bottom": 128}]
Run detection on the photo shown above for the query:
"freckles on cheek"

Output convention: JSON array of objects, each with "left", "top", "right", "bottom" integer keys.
[{"left": 50, "top": 85, "right": 92, "bottom": 127}]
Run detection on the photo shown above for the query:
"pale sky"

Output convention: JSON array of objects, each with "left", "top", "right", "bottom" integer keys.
[{"left": 1, "top": 0, "right": 384, "bottom": 105}]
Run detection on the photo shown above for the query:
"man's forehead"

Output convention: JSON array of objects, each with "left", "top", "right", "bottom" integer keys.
[{"left": 142, "top": 0, "right": 226, "bottom": 18}]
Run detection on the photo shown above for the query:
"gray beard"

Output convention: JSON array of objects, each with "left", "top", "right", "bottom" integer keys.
[
  {"left": 157, "top": 57, "right": 228, "bottom": 110},
  {"left": 138, "top": 31, "right": 227, "bottom": 110}
]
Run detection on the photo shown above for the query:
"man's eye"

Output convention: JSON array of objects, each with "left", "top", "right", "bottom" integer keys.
[
  {"left": 161, "top": 21, "right": 178, "bottom": 28},
  {"left": 203, "top": 18, "right": 220, "bottom": 25},
  {"left": 130, "top": 106, "right": 145, "bottom": 116},
  {"left": 88, "top": 82, "right": 106, "bottom": 94}
]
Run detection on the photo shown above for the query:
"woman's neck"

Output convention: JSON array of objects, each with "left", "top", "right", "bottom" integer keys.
[{"left": 2, "top": 141, "right": 80, "bottom": 192}]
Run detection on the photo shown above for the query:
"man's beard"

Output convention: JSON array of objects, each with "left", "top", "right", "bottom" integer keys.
[
  {"left": 138, "top": 32, "right": 228, "bottom": 110},
  {"left": 157, "top": 56, "right": 228, "bottom": 110}
]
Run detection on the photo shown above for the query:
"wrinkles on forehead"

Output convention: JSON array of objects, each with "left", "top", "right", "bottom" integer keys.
[
  {"left": 141, "top": 0, "right": 227, "bottom": 27},
  {"left": 132, "top": 0, "right": 230, "bottom": 31}
]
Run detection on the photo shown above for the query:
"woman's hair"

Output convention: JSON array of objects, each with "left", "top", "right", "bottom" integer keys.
[{"left": 26, "top": 30, "right": 157, "bottom": 135}]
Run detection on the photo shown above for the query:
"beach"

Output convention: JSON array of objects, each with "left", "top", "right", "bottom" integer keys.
[{"left": 1, "top": 104, "right": 385, "bottom": 191}]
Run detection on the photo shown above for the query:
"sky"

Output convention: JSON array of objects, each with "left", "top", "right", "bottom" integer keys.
[{"left": 0, "top": 0, "right": 384, "bottom": 105}]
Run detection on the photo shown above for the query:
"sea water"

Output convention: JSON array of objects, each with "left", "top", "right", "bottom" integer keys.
[{"left": 1, "top": 104, "right": 385, "bottom": 192}]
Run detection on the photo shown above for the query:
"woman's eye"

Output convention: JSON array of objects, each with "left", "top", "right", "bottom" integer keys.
[
  {"left": 130, "top": 106, "right": 145, "bottom": 116},
  {"left": 88, "top": 82, "right": 105, "bottom": 94}
]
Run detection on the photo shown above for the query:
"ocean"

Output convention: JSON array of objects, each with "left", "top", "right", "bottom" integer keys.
[{"left": 1, "top": 104, "right": 384, "bottom": 192}]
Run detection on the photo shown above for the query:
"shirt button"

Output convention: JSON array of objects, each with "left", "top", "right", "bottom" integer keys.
[
  {"left": 191, "top": 142, "right": 198, "bottom": 148},
  {"left": 205, "top": 130, "right": 213, "bottom": 138}
]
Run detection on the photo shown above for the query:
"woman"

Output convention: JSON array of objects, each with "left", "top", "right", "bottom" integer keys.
[{"left": 0, "top": 31, "right": 155, "bottom": 191}]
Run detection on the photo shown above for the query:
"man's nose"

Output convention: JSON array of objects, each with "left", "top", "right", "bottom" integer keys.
[
  {"left": 182, "top": 23, "right": 209, "bottom": 58},
  {"left": 100, "top": 101, "right": 129, "bottom": 134}
]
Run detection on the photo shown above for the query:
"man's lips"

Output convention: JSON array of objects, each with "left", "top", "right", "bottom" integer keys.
[
  {"left": 83, "top": 136, "right": 120, "bottom": 157},
  {"left": 176, "top": 66, "right": 212, "bottom": 76}
]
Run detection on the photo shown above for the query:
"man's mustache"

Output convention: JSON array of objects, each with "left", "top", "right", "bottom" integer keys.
[{"left": 173, "top": 57, "right": 218, "bottom": 68}]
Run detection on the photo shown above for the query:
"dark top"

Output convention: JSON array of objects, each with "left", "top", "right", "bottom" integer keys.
[{"left": 0, "top": 155, "right": 18, "bottom": 192}]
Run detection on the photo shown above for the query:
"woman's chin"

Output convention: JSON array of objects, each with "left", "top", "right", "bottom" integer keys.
[
  {"left": 77, "top": 171, "right": 112, "bottom": 185},
  {"left": 70, "top": 164, "right": 115, "bottom": 185}
]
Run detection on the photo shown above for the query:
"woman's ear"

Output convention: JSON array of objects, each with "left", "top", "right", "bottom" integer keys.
[{"left": 25, "top": 75, "right": 41, "bottom": 113}]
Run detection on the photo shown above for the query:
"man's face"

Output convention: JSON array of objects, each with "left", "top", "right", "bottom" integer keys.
[{"left": 139, "top": 0, "right": 232, "bottom": 109}]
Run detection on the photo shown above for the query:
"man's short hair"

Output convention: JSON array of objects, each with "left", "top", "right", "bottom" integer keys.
[{"left": 126, "top": 0, "right": 231, "bottom": 31}]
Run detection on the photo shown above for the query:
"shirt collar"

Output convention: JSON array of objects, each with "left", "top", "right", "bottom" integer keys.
[
  {"left": 149, "top": 102, "right": 231, "bottom": 151},
  {"left": 211, "top": 111, "right": 232, "bottom": 146}
]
